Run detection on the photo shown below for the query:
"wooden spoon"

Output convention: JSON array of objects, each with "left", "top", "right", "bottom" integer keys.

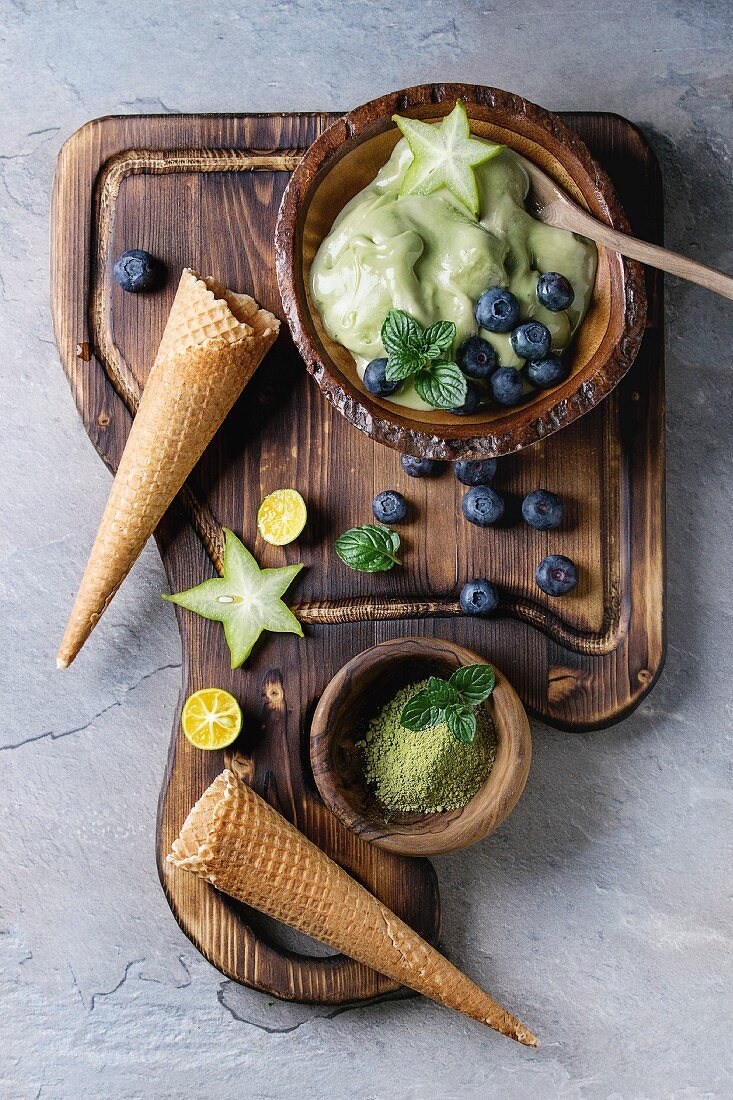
[{"left": 522, "top": 157, "right": 733, "bottom": 301}]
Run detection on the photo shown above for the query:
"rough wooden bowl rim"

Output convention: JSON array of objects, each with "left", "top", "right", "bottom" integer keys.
[
  {"left": 275, "top": 82, "right": 647, "bottom": 459},
  {"left": 310, "top": 637, "right": 532, "bottom": 856}
]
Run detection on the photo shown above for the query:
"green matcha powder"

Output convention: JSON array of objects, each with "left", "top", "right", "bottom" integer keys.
[{"left": 358, "top": 679, "right": 497, "bottom": 813}]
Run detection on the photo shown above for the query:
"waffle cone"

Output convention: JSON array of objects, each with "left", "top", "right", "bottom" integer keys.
[
  {"left": 57, "top": 271, "right": 279, "bottom": 668},
  {"left": 168, "top": 770, "right": 538, "bottom": 1046}
]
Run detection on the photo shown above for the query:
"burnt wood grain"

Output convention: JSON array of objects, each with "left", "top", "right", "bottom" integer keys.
[{"left": 51, "top": 109, "right": 664, "bottom": 1005}]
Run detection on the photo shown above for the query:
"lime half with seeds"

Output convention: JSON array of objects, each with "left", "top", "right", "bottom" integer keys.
[
  {"left": 257, "top": 489, "right": 307, "bottom": 546},
  {"left": 181, "top": 688, "right": 242, "bottom": 750}
]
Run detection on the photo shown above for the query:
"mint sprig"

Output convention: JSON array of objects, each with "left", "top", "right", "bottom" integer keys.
[
  {"left": 400, "top": 663, "right": 495, "bottom": 743},
  {"left": 380, "top": 309, "right": 467, "bottom": 410}
]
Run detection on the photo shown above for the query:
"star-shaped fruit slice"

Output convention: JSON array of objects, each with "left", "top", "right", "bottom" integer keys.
[
  {"left": 163, "top": 528, "right": 303, "bottom": 668},
  {"left": 393, "top": 100, "right": 503, "bottom": 216}
]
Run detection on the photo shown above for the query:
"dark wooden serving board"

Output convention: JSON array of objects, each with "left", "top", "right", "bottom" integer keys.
[{"left": 51, "top": 110, "right": 664, "bottom": 1005}]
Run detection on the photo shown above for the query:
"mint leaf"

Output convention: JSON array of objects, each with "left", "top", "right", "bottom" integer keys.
[
  {"left": 449, "top": 664, "right": 495, "bottom": 707},
  {"left": 381, "top": 310, "right": 424, "bottom": 358},
  {"left": 381, "top": 310, "right": 428, "bottom": 383},
  {"left": 427, "top": 676, "right": 458, "bottom": 707},
  {"left": 414, "top": 362, "right": 468, "bottom": 410},
  {"left": 445, "top": 704, "right": 476, "bottom": 743},
  {"left": 384, "top": 346, "right": 424, "bottom": 382},
  {"left": 401, "top": 689, "right": 443, "bottom": 732},
  {"left": 423, "top": 321, "right": 456, "bottom": 360},
  {"left": 334, "top": 524, "right": 401, "bottom": 573}
]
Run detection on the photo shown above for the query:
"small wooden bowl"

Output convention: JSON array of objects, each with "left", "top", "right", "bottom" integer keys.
[
  {"left": 276, "top": 83, "right": 647, "bottom": 460},
  {"left": 310, "top": 638, "right": 532, "bottom": 856}
]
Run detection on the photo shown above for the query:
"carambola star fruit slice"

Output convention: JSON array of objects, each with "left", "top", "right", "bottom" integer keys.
[
  {"left": 393, "top": 100, "right": 503, "bottom": 217},
  {"left": 163, "top": 528, "right": 303, "bottom": 668}
]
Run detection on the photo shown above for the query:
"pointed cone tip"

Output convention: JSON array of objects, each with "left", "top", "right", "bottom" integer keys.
[{"left": 514, "top": 1024, "right": 539, "bottom": 1048}]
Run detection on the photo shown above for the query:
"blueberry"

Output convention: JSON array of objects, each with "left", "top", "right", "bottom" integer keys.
[
  {"left": 536, "top": 554, "right": 578, "bottom": 596},
  {"left": 363, "top": 357, "right": 401, "bottom": 398},
  {"left": 461, "top": 485, "right": 505, "bottom": 527},
  {"left": 460, "top": 578, "right": 499, "bottom": 616},
  {"left": 113, "top": 249, "right": 161, "bottom": 293},
  {"left": 400, "top": 454, "right": 441, "bottom": 478},
  {"left": 491, "top": 366, "right": 524, "bottom": 407},
  {"left": 447, "top": 381, "right": 482, "bottom": 416},
  {"left": 475, "top": 287, "right": 520, "bottom": 334},
  {"left": 372, "top": 489, "right": 407, "bottom": 524},
  {"left": 537, "top": 272, "right": 574, "bottom": 312},
  {"left": 510, "top": 321, "right": 552, "bottom": 361},
  {"left": 522, "top": 489, "right": 563, "bottom": 530},
  {"left": 526, "top": 355, "right": 568, "bottom": 389},
  {"left": 453, "top": 459, "right": 497, "bottom": 486},
  {"left": 457, "top": 335, "right": 497, "bottom": 379}
]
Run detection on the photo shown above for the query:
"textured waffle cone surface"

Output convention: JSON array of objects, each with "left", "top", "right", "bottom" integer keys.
[
  {"left": 57, "top": 271, "right": 279, "bottom": 668},
  {"left": 168, "top": 770, "right": 538, "bottom": 1047}
]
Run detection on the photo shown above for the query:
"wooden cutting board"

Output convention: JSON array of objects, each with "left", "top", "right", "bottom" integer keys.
[{"left": 51, "top": 110, "right": 664, "bottom": 1004}]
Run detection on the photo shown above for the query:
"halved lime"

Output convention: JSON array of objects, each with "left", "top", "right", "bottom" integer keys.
[
  {"left": 181, "top": 688, "right": 242, "bottom": 750},
  {"left": 257, "top": 489, "right": 307, "bottom": 546}
]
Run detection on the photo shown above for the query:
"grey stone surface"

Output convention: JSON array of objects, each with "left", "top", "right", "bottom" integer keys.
[{"left": 1, "top": 1, "right": 731, "bottom": 1097}]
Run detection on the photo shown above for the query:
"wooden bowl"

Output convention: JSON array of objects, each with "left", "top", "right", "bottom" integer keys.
[
  {"left": 310, "top": 638, "right": 532, "bottom": 856},
  {"left": 276, "top": 83, "right": 647, "bottom": 460}
]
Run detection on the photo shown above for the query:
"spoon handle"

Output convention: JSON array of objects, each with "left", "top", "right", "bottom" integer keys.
[{"left": 567, "top": 208, "right": 733, "bottom": 301}]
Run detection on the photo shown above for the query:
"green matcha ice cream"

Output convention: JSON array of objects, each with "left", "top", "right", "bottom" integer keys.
[{"left": 311, "top": 137, "right": 597, "bottom": 410}]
